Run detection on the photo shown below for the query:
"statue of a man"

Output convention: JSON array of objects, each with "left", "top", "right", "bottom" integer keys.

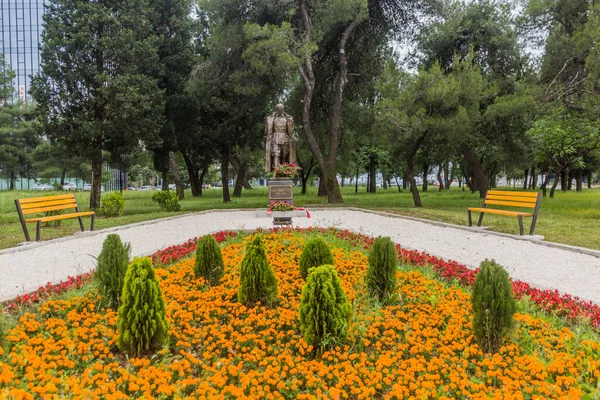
[{"left": 265, "top": 103, "right": 296, "bottom": 172}]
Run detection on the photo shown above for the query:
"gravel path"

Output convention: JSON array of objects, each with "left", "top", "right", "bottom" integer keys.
[{"left": 1, "top": 209, "right": 599, "bottom": 304}]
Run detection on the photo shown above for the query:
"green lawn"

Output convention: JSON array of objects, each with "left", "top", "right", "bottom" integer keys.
[{"left": 0, "top": 186, "right": 599, "bottom": 250}]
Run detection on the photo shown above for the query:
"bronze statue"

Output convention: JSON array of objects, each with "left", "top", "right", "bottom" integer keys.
[{"left": 265, "top": 104, "right": 296, "bottom": 172}]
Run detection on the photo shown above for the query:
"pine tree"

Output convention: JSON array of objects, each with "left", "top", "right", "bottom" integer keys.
[
  {"left": 95, "top": 234, "right": 131, "bottom": 309},
  {"left": 366, "top": 236, "right": 398, "bottom": 303},
  {"left": 299, "top": 237, "right": 334, "bottom": 280},
  {"left": 118, "top": 257, "right": 169, "bottom": 356},
  {"left": 299, "top": 264, "right": 352, "bottom": 354},
  {"left": 238, "top": 235, "right": 277, "bottom": 307},
  {"left": 194, "top": 235, "right": 224, "bottom": 285},
  {"left": 471, "top": 259, "right": 516, "bottom": 354}
]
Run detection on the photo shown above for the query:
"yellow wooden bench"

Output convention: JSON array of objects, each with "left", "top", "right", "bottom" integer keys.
[
  {"left": 468, "top": 190, "right": 542, "bottom": 236},
  {"left": 15, "top": 194, "right": 95, "bottom": 242}
]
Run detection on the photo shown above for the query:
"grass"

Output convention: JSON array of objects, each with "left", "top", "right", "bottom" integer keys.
[{"left": 0, "top": 185, "right": 599, "bottom": 250}]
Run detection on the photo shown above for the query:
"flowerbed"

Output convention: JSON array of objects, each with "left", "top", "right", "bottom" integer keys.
[{"left": 0, "top": 229, "right": 599, "bottom": 398}]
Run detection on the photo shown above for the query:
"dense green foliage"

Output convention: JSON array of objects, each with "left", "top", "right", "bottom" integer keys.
[
  {"left": 366, "top": 236, "right": 398, "bottom": 303},
  {"left": 471, "top": 259, "right": 516, "bottom": 354},
  {"left": 238, "top": 235, "right": 278, "bottom": 307},
  {"left": 151, "top": 190, "right": 181, "bottom": 212},
  {"left": 98, "top": 192, "right": 125, "bottom": 218},
  {"left": 118, "top": 257, "right": 169, "bottom": 356},
  {"left": 299, "top": 237, "right": 335, "bottom": 280},
  {"left": 95, "top": 234, "right": 131, "bottom": 310},
  {"left": 299, "top": 264, "right": 352, "bottom": 353},
  {"left": 194, "top": 235, "right": 224, "bottom": 285}
]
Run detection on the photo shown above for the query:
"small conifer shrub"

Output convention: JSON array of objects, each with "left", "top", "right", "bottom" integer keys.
[
  {"left": 95, "top": 234, "right": 131, "bottom": 310},
  {"left": 118, "top": 257, "right": 169, "bottom": 356},
  {"left": 471, "top": 259, "right": 516, "bottom": 354},
  {"left": 299, "top": 237, "right": 334, "bottom": 280},
  {"left": 238, "top": 235, "right": 278, "bottom": 307},
  {"left": 366, "top": 236, "right": 398, "bottom": 303},
  {"left": 194, "top": 235, "right": 224, "bottom": 285},
  {"left": 299, "top": 264, "right": 352, "bottom": 353}
]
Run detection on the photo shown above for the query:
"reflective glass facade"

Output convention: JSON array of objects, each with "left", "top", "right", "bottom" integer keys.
[{"left": 0, "top": 0, "right": 45, "bottom": 103}]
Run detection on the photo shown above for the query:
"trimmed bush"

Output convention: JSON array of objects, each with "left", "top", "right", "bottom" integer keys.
[
  {"left": 299, "top": 264, "right": 352, "bottom": 353},
  {"left": 238, "top": 235, "right": 277, "bottom": 307},
  {"left": 194, "top": 235, "right": 224, "bottom": 285},
  {"left": 118, "top": 257, "right": 169, "bottom": 356},
  {"left": 471, "top": 259, "right": 516, "bottom": 354},
  {"left": 366, "top": 236, "right": 398, "bottom": 303},
  {"left": 151, "top": 190, "right": 181, "bottom": 212},
  {"left": 95, "top": 234, "right": 131, "bottom": 310},
  {"left": 99, "top": 191, "right": 125, "bottom": 217},
  {"left": 299, "top": 237, "right": 334, "bottom": 280}
]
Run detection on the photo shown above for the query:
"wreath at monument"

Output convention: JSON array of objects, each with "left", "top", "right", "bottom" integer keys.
[{"left": 272, "top": 163, "right": 300, "bottom": 179}]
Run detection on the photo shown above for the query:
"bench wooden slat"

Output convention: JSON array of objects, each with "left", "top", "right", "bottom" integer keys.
[
  {"left": 21, "top": 204, "right": 79, "bottom": 215},
  {"left": 25, "top": 211, "right": 95, "bottom": 223},
  {"left": 486, "top": 194, "right": 538, "bottom": 203},
  {"left": 20, "top": 198, "right": 77, "bottom": 210},
  {"left": 487, "top": 190, "right": 538, "bottom": 198},
  {"left": 468, "top": 207, "right": 533, "bottom": 217},
  {"left": 18, "top": 194, "right": 75, "bottom": 204},
  {"left": 484, "top": 200, "right": 537, "bottom": 208}
]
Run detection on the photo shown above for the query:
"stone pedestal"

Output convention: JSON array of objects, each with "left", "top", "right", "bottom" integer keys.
[{"left": 268, "top": 177, "right": 294, "bottom": 205}]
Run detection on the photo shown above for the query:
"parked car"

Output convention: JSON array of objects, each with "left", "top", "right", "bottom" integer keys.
[
  {"left": 62, "top": 182, "right": 77, "bottom": 191},
  {"left": 83, "top": 183, "right": 92, "bottom": 191},
  {"left": 139, "top": 186, "right": 150, "bottom": 191},
  {"left": 202, "top": 184, "right": 210, "bottom": 189},
  {"left": 168, "top": 184, "right": 176, "bottom": 190},
  {"left": 127, "top": 186, "right": 137, "bottom": 191},
  {"left": 32, "top": 183, "right": 51, "bottom": 191}
]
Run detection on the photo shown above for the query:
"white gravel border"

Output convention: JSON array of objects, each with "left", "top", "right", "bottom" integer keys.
[{"left": 1, "top": 209, "right": 599, "bottom": 304}]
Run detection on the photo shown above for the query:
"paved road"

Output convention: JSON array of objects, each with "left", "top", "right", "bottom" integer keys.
[{"left": 1, "top": 209, "right": 599, "bottom": 303}]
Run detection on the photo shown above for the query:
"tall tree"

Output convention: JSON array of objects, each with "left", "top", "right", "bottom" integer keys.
[
  {"left": 0, "top": 105, "right": 39, "bottom": 189},
  {"left": 31, "top": 0, "right": 164, "bottom": 208}
]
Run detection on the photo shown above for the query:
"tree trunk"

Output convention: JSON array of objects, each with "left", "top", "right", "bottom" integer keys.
[
  {"left": 588, "top": 172, "right": 593, "bottom": 189},
  {"left": 221, "top": 148, "right": 230, "bottom": 203},
  {"left": 169, "top": 151, "right": 184, "bottom": 200},
  {"left": 530, "top": 166, "right": 536, "bottom": 189},
  {"left": 9, "top": 171, "right": 15, "bottom": 190},
  {"left": 567, "top": 170, "right": 574, "bottom": 191},
  {"left": 60, "top": 170, "right": 67, "bottom": 187},
  {"left": 317, "top": 173, "right": 327, "bottom": 197},
  {"left": 445, "top": 164, "right": 455, "bottom": 190},
  {"left": 560, "top": 169, "right": 568, "bottom": 191},
  {"left": 322, "top": 164, "right": 342, "bottom": 202},
  {"left": 233, "top": 161, "right": 247, "bottom": 198},
  {"left": 355, "top": 167, "right": 359, "bottom": 194},
  {"left": 90, "top": 141, "right": 103, "bottom": 209},
  {"left": 340, "top": 177, "right": 345, "bottom": 187},
  {"left": 406, "top": 157, "right": 422, "bottom": 207},
  {"left": 161, "top": 169, "right": 169, "bottom": 191},
  {"left": 460, "top": 144, "right": 488, "bottom": 198},
  {"left": 523, "top": 169, "right": 529, "bottom": 190},
  {"left": 403, "top": 172, "right": 408, "bottom": 189},
  {"left": 422, "top": 163, "right": 429, "bottom": 192},
  {"left": 394, "top": 174, "right": 402, "bottom": 192},
  {"left": 368, "top": 155, "right": 377, "bottom": 193},
  {"left": 576, "top": 169, "right": 583, "bottom": 192},
  {"left": 437, "top": 165, "right": 444, "bottom": 191},
  {"left": 550, "top": 168, "right": 563, "bottom": 198},
  {"left": 183, "top": 154, "right": 201, "bottom": 197}
]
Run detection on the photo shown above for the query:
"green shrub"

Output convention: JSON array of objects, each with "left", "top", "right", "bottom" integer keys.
[
  {"left": 238, "top": 235, "right": 277, "bottom": 307},
  {"left": 94, "top": 234, "right": 131, "bottom": 310},
  {"left": 194, "top": 235, "right": 224, "bottom": 285},
  {"left": 366, "top": 236, "right": 398, "bottom": 303},
  {"left": 118, "top": 257, "right": 169, "bottom": 356},
  {"left": 299, "top": 264, "right": 352, "bottom": 353},
  {"left": 98, "top": 191, "right": 125, "bottom": 217},
  {"left": 299, "top": 237, "right": 334, "bottom": 280},
  {"left": 471, "top": 259, "right": 516, "bottom": 354},
  {"left": 151, "top": 190, "right": 181, "bottom": 212}
]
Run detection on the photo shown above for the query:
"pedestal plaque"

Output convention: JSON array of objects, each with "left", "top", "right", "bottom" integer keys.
[{"left": 268, "top": 177, "right": 294, "bottom": 205}]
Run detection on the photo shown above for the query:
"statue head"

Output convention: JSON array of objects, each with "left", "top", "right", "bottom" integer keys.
[{"left": 275, "top": 103, "right": 285, "bottom": 115}]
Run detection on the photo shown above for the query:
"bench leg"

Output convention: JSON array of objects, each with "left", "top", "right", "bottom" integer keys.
[
  {"left": 477, "top": 213, "right": 484, "bottom": 227},
  {"left": 529, "top": 215, "right": 538, "bottom": 236},
  {"left": 78, "top": 216, "right": 85, "bottom": 232},
  {"left": 518, "top": 215, "right": 524, "bottom": 236},
  {"left": 15, "top": 199, "right": 30, "bottom": 242},
  {"left": 90, "top": 214, "right": 95, "bottom": 231},
  {"left": 36, "top": 221, "right": 42, "bottom": 241},
  {"left": 468, "top": 210, "right": 472, "bottom": 226}
]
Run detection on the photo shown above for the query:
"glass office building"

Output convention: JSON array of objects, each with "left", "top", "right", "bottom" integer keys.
[{"left": 0, "top": 0, "right": 45, "bottom": 103}]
